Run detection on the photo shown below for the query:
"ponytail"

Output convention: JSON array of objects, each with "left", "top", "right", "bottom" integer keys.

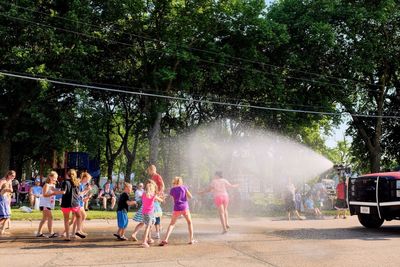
[{"left": 68, "top": 169, "right": 80, "bottom": 187}]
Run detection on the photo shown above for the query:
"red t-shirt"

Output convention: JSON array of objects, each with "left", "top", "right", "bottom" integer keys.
[
  {"left": 151, "top": 173, "right": 164, "bottom": 193},
  {"left": 336, "top": 182, "right": 346, "bottom": 200}
]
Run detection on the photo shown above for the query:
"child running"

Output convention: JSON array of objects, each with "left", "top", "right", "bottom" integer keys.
[
  {"left": 200, "top": 171, "right": 239, "bottom": 234},
  {"left": 141, "top": 180, "right": 163, "bottom": 248},
  {"left": 36, "top": 171, "right": 65, "bottom": 238},
  {"left": 114, "top": 183, "right": 136, "bottom": 241},
  {"left": 159, "top": 176, "right": 196, "bottom": 246}
]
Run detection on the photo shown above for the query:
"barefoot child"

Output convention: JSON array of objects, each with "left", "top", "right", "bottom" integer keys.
[
  {"left": 199, "top": 171, "right": 239, "bottom": 234},
  {"left": 114, "top": 183, "right": 136, "bottom": 241},
  {"left": 141, "top": 180, "right": 163, "bottom": 248},
  {"left": 36, "top": 171, "right": 65, "bottom": 237},
  {"left": 0, "top": 170, "right": 15, "bottom": 235},
  {"left": 159, "top": 176, "right": 196, "bottom": 246}
]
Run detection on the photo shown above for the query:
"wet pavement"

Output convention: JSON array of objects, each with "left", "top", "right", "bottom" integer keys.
[{"left": 1, "top": 215, "right": 400, "bottom": 266}]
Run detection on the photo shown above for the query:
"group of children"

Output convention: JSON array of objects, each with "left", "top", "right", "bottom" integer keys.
[
  {"left": 1, "top": 168, "right": 238, "bottom": 248},
  {"left": 36, "top": 169, "right": 92, "bottom": 240},
  {"left": 32, "top": 169, "right": 197, "bottom": 247},
  {"left": 114, "top": 176, "right": 196, "bottom": 248}
]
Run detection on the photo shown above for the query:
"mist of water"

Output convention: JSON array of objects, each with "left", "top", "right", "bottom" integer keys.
[{"left": 177, "top": 121, "right": 333, "bottom": 194}]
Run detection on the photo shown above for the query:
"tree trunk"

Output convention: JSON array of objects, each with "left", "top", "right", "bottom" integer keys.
[
  {"left": 124, "top": 129, "right": 140, "bottom": 182},
  {"left": 370, "top": 149, "right": 381, "bottom": 173},
  {"left": 25, "top": 159, "right": 32, "bottom": 180},
  {"left": 0, "top": 138, "right": 11, "bottom": 176},
  {"left": 148, "top": 112, "right": 162, "bottom": 165},
  {"left": 107, "top": 160, "right": 114, "bottom": 181}
]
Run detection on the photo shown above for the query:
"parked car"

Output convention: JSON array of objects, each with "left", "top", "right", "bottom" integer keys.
[{"left": 348, "top": 171, "right": 400, "bottom": 228}]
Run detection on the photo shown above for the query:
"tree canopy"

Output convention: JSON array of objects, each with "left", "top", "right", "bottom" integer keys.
[{"left": 1, "top": 0, "right": 399, "bottom": 180}]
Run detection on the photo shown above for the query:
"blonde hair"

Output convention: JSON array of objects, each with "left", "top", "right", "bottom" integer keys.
[
  {"left": 172, "top": 176, "right": 183, "bottom": 186},
  {"left": 46, "top": 171, "right": 58, "bottom": 184},
  {"left": 80, "top": 171, "right": 92, "bottom": 182},
  {"left": 144, "top": 179, "right": 157, "bottom": 196},
  {"left": 68, "top": 169, "right": 80, "bottom": 187},
  {"left": 124, "top": 182, "right": 132, "bottom": 190}
]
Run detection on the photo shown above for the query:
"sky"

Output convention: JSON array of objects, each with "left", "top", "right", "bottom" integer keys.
[{"left": 324, "top": 117, "right": 353, "bottom": 148}]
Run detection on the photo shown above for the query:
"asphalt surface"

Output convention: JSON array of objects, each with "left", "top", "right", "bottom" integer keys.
[{"left": 1, "top": 215, "right": 400, "bottom": 266}]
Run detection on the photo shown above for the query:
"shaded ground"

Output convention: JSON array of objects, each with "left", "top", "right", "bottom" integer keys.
[{"left": 1, "top": 215, "right": 400, "bottom": 266}]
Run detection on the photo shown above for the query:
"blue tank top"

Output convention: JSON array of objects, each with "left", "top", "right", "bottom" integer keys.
[{"left": 32, "top": 186, "right": 42, "bottom": 195}]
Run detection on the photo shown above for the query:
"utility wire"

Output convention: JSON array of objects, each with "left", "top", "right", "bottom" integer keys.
[
  {"left": 0, "top": 0, "right": 383, "bottom": 89},
  {"left": 0, "top": 12, "right": 382, "bottom": 95},
  {"left": 1, "top": 70, "right": 399, "bottom": 120}
]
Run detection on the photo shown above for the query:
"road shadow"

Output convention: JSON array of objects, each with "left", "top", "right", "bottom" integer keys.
[{"left": 271, "top": 225, "right": 400, "bottom": 241}]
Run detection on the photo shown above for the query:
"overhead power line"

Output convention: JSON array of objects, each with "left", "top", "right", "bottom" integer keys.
[
  {"left": 0, "top": 12, "right": 381, "bottom": 94},
  {"left": 1, "top": 70, "right": 399, "bottom": 120}
]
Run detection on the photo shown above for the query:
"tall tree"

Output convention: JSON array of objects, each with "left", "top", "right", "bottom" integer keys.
[{"left": 268, "top": 0, "right": 400, "bottom": 172}]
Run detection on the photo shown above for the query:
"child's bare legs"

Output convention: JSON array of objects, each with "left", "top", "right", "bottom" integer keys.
[
  {"left": 79, "top": 208, "right": 87, "bottom": 234},
  {"left": 131, "top": 222, "right": 144, "bottom": 241},
  {"left": 37, "top": 209, "right": 51, "bottom": 235},
  {"left": 120, "top": 228, "right": 126, "bottom": 237},
  {"left": 217, "top": 205, "right": 228, "bottom": 233},
  {"left": 47, "top": 211, "right": 54, "bottom": 233},
  {"left": 142, "top": 223, "right": 152, "bottom": 247},
  {"left": 154, "top": 220, "right": 161, "bottom": 238},
  {"left": 73, "top": 210, "right": 83, "bottom": 235},
  {"left": 63, "top": 211, "right": 71, "bottom": 240},
  {"left": 335, "top": 209, "right": 340, "bottom": 219},
  {"left": 223, "top": 205, "right": 230, "bottom": 228},
  {"left": 294, "top": 210, "right": 303, "bottom": 220},
  {"left": 183, "top": 212, "right": 194, "bottom": 243},
  {"left": 287, "top": 211, "right": 291, "bottom": 221},
  {"left": 102, "top": 197, "right": 107, "bottom": 210},
  {"left": 110, "top": 197, "right": 116, "bottom": 209},
  {"left": 162, "top": 214, "right": 179, "bottom": 243},
  {"left": 72, "top": 216, "right": 77, "bottom": 235},
  {"left": 0, "top": 218, "right": 9, "bottom": 234}
]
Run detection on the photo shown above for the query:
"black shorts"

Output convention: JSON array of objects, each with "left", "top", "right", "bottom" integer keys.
[
  {"left": 40, "top": 206, "right": 52, "bottom": 211},
  {"left": 335, "top": 199, "right": 347, "bottom": 209},
  {"left": 285, "top": 199, "right": 296, "bottom": 212}
]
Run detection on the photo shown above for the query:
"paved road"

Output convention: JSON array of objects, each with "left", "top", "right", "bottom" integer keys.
[{"left": 1, "top": 215, "right": 400, "bottom": 266}]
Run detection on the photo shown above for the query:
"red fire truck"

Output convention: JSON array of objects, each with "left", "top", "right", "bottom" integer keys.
[{"left": 348, "top": 172, "right": 400, "bottom": 228}]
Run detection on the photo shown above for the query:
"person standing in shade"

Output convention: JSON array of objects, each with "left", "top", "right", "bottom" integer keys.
[
  {"left": 113, "top": 183, "right": 136, "bottom": 241},
  {"left": 60, "top": 169, "right": 85, "bottom": 241},
  {"left": 199, "top": 171, "right": 239, "bottom": 234},
  {"left": 0, "top": 170, "right": 15, "bottom": 235},
  {"left": 36, "top": 171, "right": 64, "bottom": 238},
  {"left": 147, "top": 165, "right": 164, "bottom": 239}
]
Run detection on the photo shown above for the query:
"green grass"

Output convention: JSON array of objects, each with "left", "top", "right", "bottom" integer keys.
[
  {"left": 10, "top": 208, "right": 119, "bottom": 220},
  {"left": 10, "top": 207, "right": 339, "bottom": 221}
]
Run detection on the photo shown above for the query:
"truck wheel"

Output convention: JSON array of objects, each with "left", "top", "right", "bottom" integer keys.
[{"left": 358, "top": 214, "right": 384, "bottom": 228}]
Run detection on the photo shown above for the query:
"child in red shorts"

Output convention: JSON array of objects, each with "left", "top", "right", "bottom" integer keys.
[{"left": 159, "top": 176, "right": 196, "bottom": 246}]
